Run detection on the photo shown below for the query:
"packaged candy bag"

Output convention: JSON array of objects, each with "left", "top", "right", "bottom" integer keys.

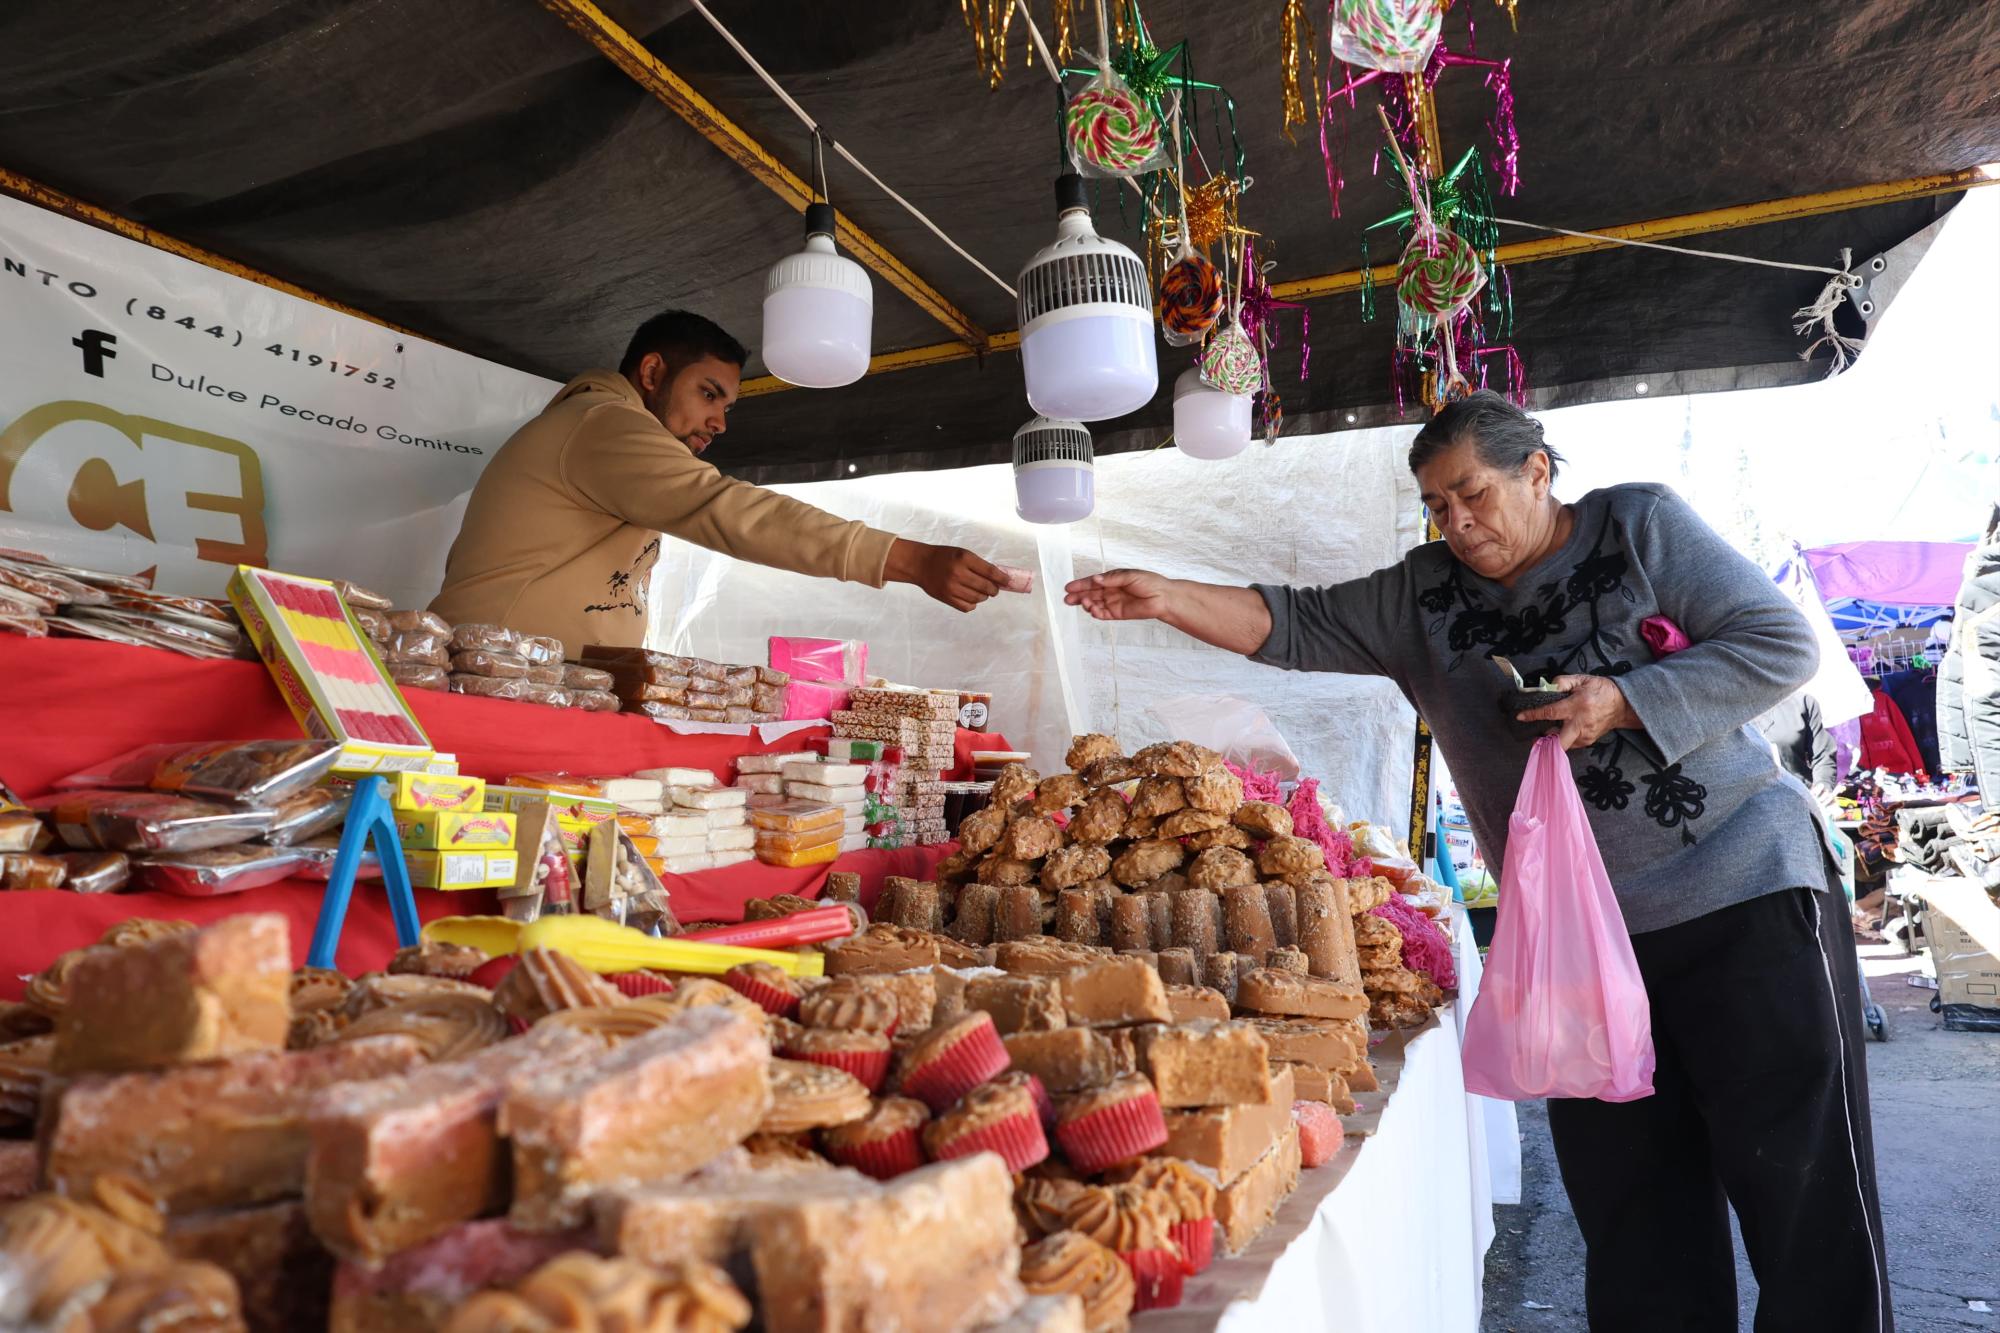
[
  {"left": 1064, "top": 67, "right": 1168, "bottom": 179},
  {"left": 1461, "top": 737, "right": 1656, "bottom": 1102},
  {"left": 54, "top": 740, "right": 340, "bottom": 808}
]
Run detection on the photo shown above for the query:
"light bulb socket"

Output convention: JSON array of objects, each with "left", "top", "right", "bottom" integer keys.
[
  {"left": 803, "top": 201, "right": 837, "bottom": 238},
  {"left": 1054, "top": 173, "right": 1088, "bottom": 215}
]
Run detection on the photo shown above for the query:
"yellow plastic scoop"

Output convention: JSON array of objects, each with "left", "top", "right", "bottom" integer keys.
[{"left": 423, "top": 913, "right": 824, "bottom": 978}]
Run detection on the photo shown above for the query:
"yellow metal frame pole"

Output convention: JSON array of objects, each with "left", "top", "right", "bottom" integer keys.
[
  {"left": 740, "top": 162, "right": 1999, "bottom": 396},
  {"left": 534, "top": 0, "right": 989, "bottom": 354},
  {"left": 0, "top": 166, "right": 423, "bottom": 337}
]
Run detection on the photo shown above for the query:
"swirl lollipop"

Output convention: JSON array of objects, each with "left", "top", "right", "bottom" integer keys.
[
  {"left": 1065, "top": 83, "right": 1162, "bottom": 176},
  {"left": 1158, "top": 251, "right": 1224, "bottom": 344},
  {"left": 1396, "top": 226, "right": 1486, "bottom": 322},
  {"left": 1329, "top": 0, "right": 1442, "bottom": 74},
  {"left": 1199, "top": 318, "right": 1265, "bottom": 397}
]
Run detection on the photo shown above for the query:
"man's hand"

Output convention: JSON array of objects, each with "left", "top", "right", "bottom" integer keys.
[
  {"left": 1064, "top": 569, "right": 1177, "bottom": 622},
  {"left": 1517, "top": 674, "right": 1642, "bottom": 750},
  {"left": 885, "top": 539, "right": 1017, "bottom": 613}
]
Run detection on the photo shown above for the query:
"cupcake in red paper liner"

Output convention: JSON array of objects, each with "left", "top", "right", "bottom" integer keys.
[
  {"left": 1054, "top": 1073, "right": 1167, "bottom": 1174},
  {"left": 821, "top": 1095, "right": 930, "bottom": 1179},
  {"left": 606, "top": 970, "right": 675, "bottom": 1000},
  {"left": 899, "top": 1012, "right": 1010, "bottom": 1112},
  {"left": 1109, "top": 1157, "right": 1218, "bottom": 1274},
  {"left": 1018, "top": 1230, "right": 1136, "bottom": 1332},
  {"left": 797, "top": 977, "right": 900, "bottom": 1037},
  {"left": 777, "top": 1026, "right": 893, "bottom": 1093},
  {"left": 721, "top": 961, "right": 802, "bottom": 1016},
  {"left": 990, "top": 1069, "right": 1056, "bottom": 1127},
  {"left": 921, "top": 1077, "right": 1048, "bottom": 1172},
  {"left": 1056, "top": 1182, "right": 1186, "bottom": 1311}
]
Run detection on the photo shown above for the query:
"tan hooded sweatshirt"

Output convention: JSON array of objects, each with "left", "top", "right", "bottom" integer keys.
[{"left": 431, "top": 370, "right": 896, "bottom": 651}]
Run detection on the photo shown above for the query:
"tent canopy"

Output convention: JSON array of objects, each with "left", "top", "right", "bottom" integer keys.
[
  {"left": 1804, "top": 540, "right": 1974, "bottom": 607},
  {"left": 2, "top": 1, "right": 1996, "bottom": 481}
]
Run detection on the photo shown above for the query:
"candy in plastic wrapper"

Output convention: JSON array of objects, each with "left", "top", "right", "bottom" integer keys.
[
  {"left": 41, "top": 790, "right": 278, "bottom": 853},
  {"left": 623, "top": 679, "right": 691, "bottom": 704},
  {"left": 0, "top": 551, "right": 150, "bottom": 592},
  {"left": 387, "top": 609, "right": 450, "bottom": 636},
  {"left": 722, "top": 707, "right": 759, "bottom": 725},
  {"left": 65, "top": 606, "right": 238, "bottom": 658},
  {"left": 449, "top": 623, "right": 521, "bottom": 654},
  {"left": 517, "top": 635, "right": 564, "bottom": 666},
  {"left": 383, "top": 629, "right": 449, "bottom": 666},
  {"left": 388, "top": 662, "right": 450, "bottom": 692},
  {"left": 632, "top": 701, "right": 701, "bottom": 722},
  {"left": 354, "top": 608, "right": 392, "bottom": 643},
  {"left": 450, "top": 674, "right": 528, "bottom": 700},
  {"left": 329, "top": 579, "right": 393, "bottom": 610},
  {"left": 996, "top": 565, "right": 1034, "bottom": 593},
  {"left": 262, "top": 786, "right": 350, "bottom": 847},
  {"left": 584, "top": 819, "right": 679, "bottom": 934},
  {"left": 518, "top": 682, "right": 573, "bottom": 709},
  {"left": 569, "top": 690, "right": 620, "bottom": 713},
  {"left": 560, "top": 663, "right": 613, "bottom": 692},
  {"left": 0, "top": 809, "right": 51, "bottom": 853},
  {"left": 292, "top": 836, "right": 381, "bottom": 881},
  {"left": 575, "top": 645, "right": 697, "bottom": 672},
  {"left": 0, "top": 852, "right": 67, "bottom": 890},
  {"left": 751, "top": 683, "right": 788, "bottom": 713},
  {"left": 55, "top": 851, "right": 130, "bottom": 894},
  {"left": 133, "top": 845, "right": 308, "bottom": 896},
  {"left": 451, "top": 650, "right": 529, "bottom": 679},
  {"left": 753, "top": 825, "right": 842, "bottom": 856},
  {"left": 54, "top": 740, "right": 341, "bottom": 808},
  {"left": 0, "top": 611, "right": 49, "bottom": 637},
  {"left": 525, "top": 660, "right": 565, "bottom": 686},
  {"left": 757, "top": 840, "right": 841, "bottom": 868}
]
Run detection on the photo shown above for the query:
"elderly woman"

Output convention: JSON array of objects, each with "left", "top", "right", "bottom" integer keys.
[{"left": 1066, "top": 390, "right": 1889, "bottom": 1333}]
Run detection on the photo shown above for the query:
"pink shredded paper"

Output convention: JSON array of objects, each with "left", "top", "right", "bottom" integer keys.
[
  {"left": 1225, "top": 764, "right": 1371, "bottom": 878},
  {"left": 1371, "top": 894, "right": 1457, "bottom": 989}
]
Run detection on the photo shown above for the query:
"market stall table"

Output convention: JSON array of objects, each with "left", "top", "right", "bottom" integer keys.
[{"left": 0, "top": 637, "right": 968, "bottom": 988}]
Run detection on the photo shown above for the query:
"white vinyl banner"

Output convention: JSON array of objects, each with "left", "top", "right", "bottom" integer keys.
[{"left": 0, "top": 195, "right": 558, "bottom": 606}]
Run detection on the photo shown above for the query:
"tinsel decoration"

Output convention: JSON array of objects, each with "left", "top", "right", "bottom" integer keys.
[
  {"left": 961, "top": 0, "right": 1021, "bottom": 89},
  {"left": 1065, "top": 1, "right": 1247, "bottom": 187},
  {"left": 1053, "top": 0, "right": 1077, "bottom": 65},
  {"left": 1279, "top": 0, "right": 1321, "bottom": 145},
  {"left": 1492, "top": 0, "right": 1520, "bottom": 30},
  {"left": 1179, "top": 174, "right": 1241, "bottom": 251},
  {"left": 1236, "top": 237, "right": 1310, "bottom": 438}
]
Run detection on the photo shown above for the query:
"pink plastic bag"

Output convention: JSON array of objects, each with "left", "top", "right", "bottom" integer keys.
[
  {"left": 1462, "top": 736, "right": 1656, "bottom": 1102},
  {"left": 769, "top": 637, "right": 867, "bottom": 721}
]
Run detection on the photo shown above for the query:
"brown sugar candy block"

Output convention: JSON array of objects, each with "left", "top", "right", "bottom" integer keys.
[
  {"left": 501, "top": 1006, "right": 772, "bottom": 1232},
  {"left": 1003, "top": 1028, "right": 1116, "bottom": 1094},
  {"left": 1145, "top": 891, "right": 1172, "bottom": 952},
  {"left": 1215, "top": 1123, "right": 1302, "bottom": 1254},
  {"left": 824, "top": 924, "right": 943, "bottom": 976},
  {"left": 1222, "top": 884, "right": 1278, "bottom": 964},
  {"left": 1280, "top": 1061, "right": 1355, "bottom": 1114},
  {"left": 1099, "top": 1026, "right": 1143, "bottom": 1076},
  {"left": 1116, "top": 949, "right": 1158, "bottom": 973},
  {"left": 44, "top": 1035, "right": 425, "bottom": 1214},
  {"left": 1240, "top": 1016, "right": 1359, "bottom": 1071},
  {"left": 168, "top": 1199, "right": 334, "bottom": 1333},
  {"left": 1202, "top": 950, "right": 1244, "bottom": 1003},
  {"left": 1053, "top": 889, "right": 1099, "bottom": 946},
  {"left": 55, "top": 913, "right": 290, "bottom": 1073},
  {"left": 994, "top": 884, "right": 1044, "bottom": 941},
  {"left": 965, "top": 974, "right": 1068, "bottom": 1034},
  {"left": 954, "top": 883, "right": 1000, "bottom": 944},
  {"left": 305, "top": 1024, "right": 602, "bottom": 1263},
  {"left": 823, "top": 871, "right": 862, "bottom": 902},
  {"left": 1169, "top": 889, "right": 1218, "bottom": 960},
  {"left": 748, "top": 1155, "right": 1021, "bottom": 1333},
  {"left": 1060, "top": 955, "right": 1171, "bottom": 1028},
  {"left": 1156, "top": 1065, "right": 1295, "bottom": 1186},
  {"left": 1235, "top": 968, "right": 1368, "bottom": 1020},
  {"left": 888, "top": 882, "right": 942, "bottom": 933},
  {"left": 1267, "top": 946, "right": 1310, "bottom": 975},
  {"left": 1263, "top": 883, "right": 1298, "bottom": 949},
  {"left": 1156, "top": 947, "right": 1197, "bottom": 987},
  {"left": 994, "top": 937, "right": 1101, "bottom": 977},
  {"left": 1294, "top": 876, "right": 1361, "bottom": 984},
  {"left": 1109, "top": 895, "right": 1151, "bottom": 953},
  {"left": 596, "top": 1156, "right": 878, "bottom": 1271},
  {"left": 1165, "top": 983, "right": 1232, "bottom": 1023},
  {"left": 1136, "top": 1020, "right": 1275, "bottom": 1108}
]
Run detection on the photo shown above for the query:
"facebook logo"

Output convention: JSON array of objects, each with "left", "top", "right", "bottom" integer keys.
[{"left": 72, "top": 329, "right": 117, "bottom": 377}]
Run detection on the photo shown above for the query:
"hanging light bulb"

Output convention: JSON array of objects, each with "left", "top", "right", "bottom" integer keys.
[
  {"left": 1172, "top": 366, "right": 1252, "bottom": 459},
  {"left": 762, "top": 137, "right": 872, "bottom": 388},
  {"left": 1017, "top": 173, "right": 1158, "bottom": 421},
  {"left": 1012, "top": 416, "right": 1095, "bottom": 524}
]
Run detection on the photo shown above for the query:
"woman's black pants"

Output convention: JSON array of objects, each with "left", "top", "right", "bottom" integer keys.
[{"left": 1546, "top": 883, "right": 1893, "bottom": 1331}]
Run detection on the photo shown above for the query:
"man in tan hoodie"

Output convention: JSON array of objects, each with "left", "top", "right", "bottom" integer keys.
[{"left": 432, "top": 310, "right": 1014, "bottom": 650}]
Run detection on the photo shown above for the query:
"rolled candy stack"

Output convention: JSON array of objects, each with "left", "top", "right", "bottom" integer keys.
[
  {"left": 1396, "top": 227, "right": 1486, "bottom": 323},
  {"left": 1064, "top": 84, "right": 1161, "bottom": 175},
  {"left": 1328, "top": 0, "right": 1443, "bottom": 73},
  {"left": 1158, "top": 252, "right": 1224, "bottom": 344},
  {"left": 1199, "top": 320, "right": 1265, "bottom": 398}
]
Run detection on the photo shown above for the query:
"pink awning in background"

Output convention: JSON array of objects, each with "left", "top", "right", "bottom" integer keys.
[{"left": 1803, "top": 541, "right": 1973, "bottom": 606}]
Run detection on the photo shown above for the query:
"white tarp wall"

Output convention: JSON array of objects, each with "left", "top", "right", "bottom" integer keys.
[{"left": 650, "top": 429, "right": 1425, "bottom": 839}]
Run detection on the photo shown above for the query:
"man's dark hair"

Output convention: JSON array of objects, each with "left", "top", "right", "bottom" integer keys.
[
  {"left": 618, "top": 310, "right": 749, "bottom": 379},
  {"left": 1407, "top": 388, "right": 1563, "bottom": 482}
]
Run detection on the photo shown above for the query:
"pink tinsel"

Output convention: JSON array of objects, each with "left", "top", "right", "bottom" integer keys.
[{"left": 1371, "top": 894, "right": 1457, "bottom": 989}]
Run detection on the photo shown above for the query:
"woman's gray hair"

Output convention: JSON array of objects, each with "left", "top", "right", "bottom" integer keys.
[{"left": 1407, "top": 389, "right": 1563, "bottom": 482}]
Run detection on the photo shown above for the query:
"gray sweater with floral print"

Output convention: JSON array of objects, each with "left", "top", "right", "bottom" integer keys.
[{"left": 1253, "top": 482, "right": 1827, "bottom": 934}]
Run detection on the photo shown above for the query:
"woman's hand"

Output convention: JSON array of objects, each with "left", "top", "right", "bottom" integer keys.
[
  {"left": 1065, "top": 569, "right": 1177, "bottom": 622},
  {"left": 1518, "top": 674, "right": 1642, "bottom": 750}
]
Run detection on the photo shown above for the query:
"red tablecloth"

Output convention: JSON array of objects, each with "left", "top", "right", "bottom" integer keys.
[{"left": 0, "top": 638, "right": 958, "bottom": 995}]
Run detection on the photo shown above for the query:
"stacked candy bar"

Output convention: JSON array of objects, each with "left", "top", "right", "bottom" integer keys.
[
  {"left": 778, "top": 760, "right": 870, "bottom": 857},
  {"left": 574, "top": 646, "right": 790, "bottom": 725},
  {"left": 827, "top": 688, "right": 959, "bottom": 848},
  {"left": 625, "top": 768, "right": 753, "bottom": 874}
]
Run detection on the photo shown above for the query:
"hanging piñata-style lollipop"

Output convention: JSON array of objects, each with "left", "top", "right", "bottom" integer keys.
[
  {"left": 1396, "top": 226, "right": 1486, "bottom": 326},
  {"left": 1329, "top": 0, "right": 1442, "bottom": 74},
  {"left": 1159, "top": 251, "right": 1225, "bottom": 344},
  {"left": 1065, "top": 78, "right": 1163, "bottom": 176},
  {"left": 1199, "top": 319, "right": 1265, "bottom": 397}
]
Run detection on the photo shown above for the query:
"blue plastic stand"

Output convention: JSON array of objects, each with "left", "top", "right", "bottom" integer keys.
[{"left": 308, "top": 774, "right": 420, "bottom": 969}]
